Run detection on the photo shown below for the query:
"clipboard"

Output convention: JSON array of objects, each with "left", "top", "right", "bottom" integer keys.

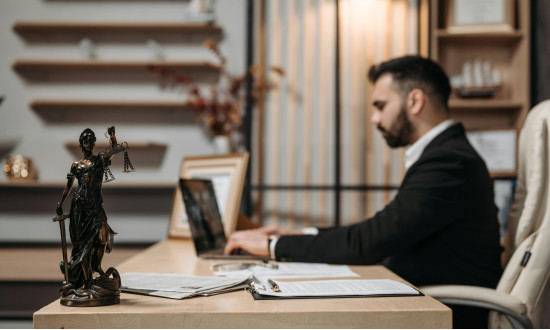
[
  {"left": 248, "top": 290, "right": 423, "bottom": 300},
  {"left": 247, "top": 279, "right": 423, "bottom": 300}
]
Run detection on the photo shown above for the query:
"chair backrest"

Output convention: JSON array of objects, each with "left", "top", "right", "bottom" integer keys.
[{"left": 490, "top": 100, "right": 550, "bottom": 328}]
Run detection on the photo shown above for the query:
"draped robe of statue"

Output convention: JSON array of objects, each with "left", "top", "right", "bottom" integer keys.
[{"left": 64, "top": 153, "right": 116, "bottom": 289}]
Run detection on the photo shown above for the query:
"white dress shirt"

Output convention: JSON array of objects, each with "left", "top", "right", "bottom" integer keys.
[{"left": 404, "top": 119, "right": 455, "bottom": 170}]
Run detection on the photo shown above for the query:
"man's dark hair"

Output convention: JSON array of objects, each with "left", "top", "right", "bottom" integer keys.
[{"left": 368, "top": 55, "right": 451, "bottom": 111}]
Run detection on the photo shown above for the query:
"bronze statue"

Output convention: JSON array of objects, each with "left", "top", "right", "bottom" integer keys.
[{"left": 53, "top": 126, "right": 134, "bottom": 306}]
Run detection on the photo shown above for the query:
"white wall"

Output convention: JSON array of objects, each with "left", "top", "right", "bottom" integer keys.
[{"left": 0, "top": 0, "right": 246, "bottom": 243}]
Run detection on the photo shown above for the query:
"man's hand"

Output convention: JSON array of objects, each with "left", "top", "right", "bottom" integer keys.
[
  {"left": 224, "top": 225, "right": 303, "bottom": 256},
  {"left": 224, "top": 229, "right": 270, "bottom": 257}
]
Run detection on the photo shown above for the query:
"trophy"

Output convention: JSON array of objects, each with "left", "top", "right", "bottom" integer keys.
[{"left": 53, "top": 126, "right": 134, "bottom": 306}]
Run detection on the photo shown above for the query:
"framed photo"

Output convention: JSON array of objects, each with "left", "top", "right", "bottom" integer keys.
[
  {"left": 446, "top": 0, "right": 515, "bottom": 34},
  {"left": 168, "top": 152, "right": 249, "bottom": 238},
  {"left": 466, "top": 128, "right": 517, "bottom": 177}
]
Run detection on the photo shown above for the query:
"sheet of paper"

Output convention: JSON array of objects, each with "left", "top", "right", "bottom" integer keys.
[
  {"left": 252, "top": 279, "right": 419, "bottom": 297},
  {"left": 213, "top": 262, "right": 359, "bottom": 279}
]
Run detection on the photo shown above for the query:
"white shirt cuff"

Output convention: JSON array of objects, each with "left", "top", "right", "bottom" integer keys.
[
  {"left": 269, "top": 237, "right": 279, "bottom": 260},
  {"left": 302, "top": 227, "right": 319, "bottom": 235},
  {"left": 270, "top": 228, "right": 318, "bottom": 260}
]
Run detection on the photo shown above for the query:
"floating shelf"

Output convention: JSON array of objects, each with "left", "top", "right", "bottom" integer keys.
[
  {"left": 0, "top": 182, "right": 175, "bottom": 189},
  {"left": 64, "top": 141, "right": 168, "bottom": 168},
  {"left": 31, "top": 100, "right": 196, "bottom": 112},
  {"left": 13, "top": 60, "right": 221, "bottom": 73},
  {"left": 13, "top": 21, "right": 223, "bottom": 34},
  {"left": 449, "top": 99, "right": 524, "bottom": 111},
  {"left": 436, "top": 30, "right": 523, "bottom": 42},
  {"left": 65, "top": 141, "right": 166, "bottom": 150}
]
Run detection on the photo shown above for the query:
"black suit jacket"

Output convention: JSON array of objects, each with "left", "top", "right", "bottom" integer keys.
[{"left": 275, "top": 123, "right": 502, "bottom": 288}]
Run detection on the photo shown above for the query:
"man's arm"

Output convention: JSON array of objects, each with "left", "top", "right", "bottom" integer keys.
[
  {"left": 224, "top": 225, "right": 310, "bottom": 256},
  {"left": 274, "top": 155, "right": 469, "bottom": 264}
]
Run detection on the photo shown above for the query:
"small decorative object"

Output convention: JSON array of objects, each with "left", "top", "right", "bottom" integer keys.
[
  {"left": 53, "top": 126, "right": 134, "bottom": 307},
  {"left": 450, "top": 59, "right": 501, "bottom": 98},
  {"left": 146, "top": 39, "right": 164, "bottom": 61},
  {"left": 148, "top": 39, "right": 284, "bottom": 152},
  {"left": 185, "top": 0, "right": 216, "bottom": 23},
  {"left": 79, "top": 38, "right": 96, "bottom": 59},
  {"left": 446, "top": 0, "right": 515, "bottom": 34},
  {"left": 3, "top": 154, "right": 37, "bottom": 181}
]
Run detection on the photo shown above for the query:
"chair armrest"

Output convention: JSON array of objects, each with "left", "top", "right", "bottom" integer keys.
[{"left": 420, "top": 285, "right": 532, "bottom": 328}]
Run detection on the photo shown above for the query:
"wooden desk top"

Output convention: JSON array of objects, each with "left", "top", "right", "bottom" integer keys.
[{"left": 33, "top": 239, "right": 451, "bottom": 328}]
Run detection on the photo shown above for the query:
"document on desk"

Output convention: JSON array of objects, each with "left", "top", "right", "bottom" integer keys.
[
  {"left": 121, "top": 272, "right": 251, "bottom": 299},
  {"left": 250, "top": 279, "right": 421, "bottom": 300},
  {"left": 213, "top": 262, "right": 359, "bottom": 279}
]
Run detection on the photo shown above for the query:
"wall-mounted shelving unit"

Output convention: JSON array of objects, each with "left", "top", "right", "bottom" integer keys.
[
  {"left": 430, "top": 0, "right": 530, "bottom": 132},
  {"left": 430, "top": 0, "right": 530, "bottom": 179}
]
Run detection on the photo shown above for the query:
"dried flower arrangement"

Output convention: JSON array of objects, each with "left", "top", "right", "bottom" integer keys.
[{"left": 148, "top": 39, "right": 284, "bottom": 142}]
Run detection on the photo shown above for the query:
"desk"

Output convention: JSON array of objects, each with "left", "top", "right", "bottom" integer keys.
[{"left": 33, "top": 239, "right": 452, "bottom": 328}]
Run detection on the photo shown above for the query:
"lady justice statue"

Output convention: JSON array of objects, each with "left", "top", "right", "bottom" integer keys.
[{"left": 54, "top": 126, "right": 134, "bottom": 306}]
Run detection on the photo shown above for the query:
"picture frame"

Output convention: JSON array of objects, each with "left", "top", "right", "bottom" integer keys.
[
  {"left": 466, "top": 128, "right": 517, "bottom": 177},
  {"left": 168, "top": 152, "right": 249, "bottom": 238},
  {"left": 446, "top": 0, "right": 515, "bottom": 34}
]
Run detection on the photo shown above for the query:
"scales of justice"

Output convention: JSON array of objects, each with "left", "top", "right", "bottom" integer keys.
[{"left": 53, "top": 126, "right": 134, "bottom": 306}]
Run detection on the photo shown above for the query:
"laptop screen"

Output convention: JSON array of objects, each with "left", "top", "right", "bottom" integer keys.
[{"left": 179, "top": 178, "right": 227, "bottom": 253}]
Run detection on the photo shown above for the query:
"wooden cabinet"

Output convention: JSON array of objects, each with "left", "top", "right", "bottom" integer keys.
[{"left": 430, "top": 0, "right": 530, "bottom": 131}]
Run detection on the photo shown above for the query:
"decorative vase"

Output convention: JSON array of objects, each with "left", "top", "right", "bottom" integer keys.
[{"left": 213, "top": 135, "right": 230, "bottom": 154}]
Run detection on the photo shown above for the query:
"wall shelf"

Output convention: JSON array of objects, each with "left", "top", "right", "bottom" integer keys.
[
  {"left": 436, "top": 30, "right": 523, "bottom": 42},
  {"left": 65, "top": 141, "right": 167, "bottom": 150},
  {"left": 0, "top": 182, "right": 175, "bottom": 190},
  {"left": 13, "top": 60, "right": 221, "bottom": 73},
  {"left": 64, "top": 141, "right": 169, "bottom": 168},
  {"left": 449, "top": 100, "right": 524, "bottom": 111},
  {"left": 31, "top": 100, "right": 196, "bottom": 112},
  {"left": 13, "top": 21, "right": 223, "bottom": 34}
]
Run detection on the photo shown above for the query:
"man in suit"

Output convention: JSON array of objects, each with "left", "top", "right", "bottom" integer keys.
[{"left": 225, "top": 56, "right": 502, "bottom": 328}]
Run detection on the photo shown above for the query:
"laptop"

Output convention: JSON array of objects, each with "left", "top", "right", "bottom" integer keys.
[{"left": 179, "top": 178, "right": 266, "bottom": 260}]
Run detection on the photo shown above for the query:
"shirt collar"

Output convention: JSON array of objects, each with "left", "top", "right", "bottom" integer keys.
[{"left": 405, "top": 119, "right": 455, "bottom": 170}]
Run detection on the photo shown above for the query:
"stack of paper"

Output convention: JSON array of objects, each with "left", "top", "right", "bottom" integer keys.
[{"left": 121, "top": 272, "right": 251, "bottom": 299}]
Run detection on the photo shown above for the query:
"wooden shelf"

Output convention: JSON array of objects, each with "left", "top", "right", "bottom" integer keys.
[
  {"left": 13, "top": 21, "right": 223, "bottom": 34},
  {"left": 0, "top": 246, "right": 144, "bottom": 281},
  {"left": 31, "top": 99, "right": 196, "bottom": 112},
  {"left": 0, "top": 182, "right": 175, "bottom": 190},
  {"left": 436, "top": 30, "right": 523, "bottom": 42},
  {"left": 12, "top": 60, "right": 221, "bottom": 73},
  {"left": 491, "top": 171, "right": 517, "bottom": 180},
  {"left": 449, "top": 99, "right": 524, "bottom": 111},
  {"left": 64, "top": 141, "right": 166, "bottom": 150}
]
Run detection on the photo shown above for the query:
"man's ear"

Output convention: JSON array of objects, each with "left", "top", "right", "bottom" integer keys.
[{"left": 407, "top": 89, "right": 425, "bottom": 115}]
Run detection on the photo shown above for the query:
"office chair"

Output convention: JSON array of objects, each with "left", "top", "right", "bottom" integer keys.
[{"left": 421, "top": 100, "right": 550, "bottom": 329}]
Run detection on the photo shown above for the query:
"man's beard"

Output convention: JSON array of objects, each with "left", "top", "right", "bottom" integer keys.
[{"left": 377, "top": 104, "right": 412, "bottom": 148}]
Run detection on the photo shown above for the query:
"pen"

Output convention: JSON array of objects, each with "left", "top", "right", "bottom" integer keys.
[{"left": 267, "top": 279, "right": 280, "bottom": 292}]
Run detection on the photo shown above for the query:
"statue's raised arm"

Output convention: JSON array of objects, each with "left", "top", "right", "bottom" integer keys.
[{"left": 102, "top": 126, "right": 126, "bottom": 159}]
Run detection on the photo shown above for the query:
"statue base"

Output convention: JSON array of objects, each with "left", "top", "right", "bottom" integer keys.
[
  {"left": 60, "top": 295, "right": 120, "bottom": 307},
  {"left": 60, "top": 267, "right": 121, "bottom": 307}
]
